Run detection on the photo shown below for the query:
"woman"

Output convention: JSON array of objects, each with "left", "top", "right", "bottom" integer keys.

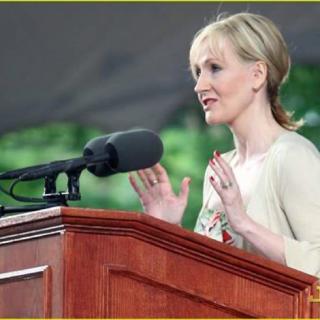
[{"left": 129, "top": 13, "right": 320, "bottom": 278}]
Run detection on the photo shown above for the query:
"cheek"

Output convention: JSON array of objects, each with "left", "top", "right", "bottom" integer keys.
[{"left": 223, "top": 72, "right": 252, "bottom": 99}]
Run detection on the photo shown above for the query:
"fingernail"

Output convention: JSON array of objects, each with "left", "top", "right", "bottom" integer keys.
[
  {"left": 209, "top": 159, "right": 215, "bottom": 166},
  {"left": 188, "top": 178, "right": 192, "bottom": 185},
  {"left": 210, "top": 176, "right": 214, "bottom": 182},
  {"left": 215, "top": 150, "right": 221, "bottom": 157}
]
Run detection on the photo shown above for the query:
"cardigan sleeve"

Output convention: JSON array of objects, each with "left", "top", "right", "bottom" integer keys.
[{"left": 278, "top": 138, "right": 320, "bottom": 277}]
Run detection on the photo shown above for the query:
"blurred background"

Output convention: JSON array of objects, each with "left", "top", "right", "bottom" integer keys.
[{"left": 0, "top": 2, "right": 319, "bottom": 229}]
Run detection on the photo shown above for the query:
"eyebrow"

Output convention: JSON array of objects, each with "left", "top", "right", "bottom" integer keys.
[
  {"left": 205, "top": 58, "right": 221, "bottom": 64},
  {"left": 194, "top": 57, "right": 222, "bottom": 68}
]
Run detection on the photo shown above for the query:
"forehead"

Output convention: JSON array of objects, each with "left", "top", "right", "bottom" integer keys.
[
  {"left": 190, "top": 35, "right": 233, "bottom": 66},
  {"left": 192, "top": 37, "right": 250, "bottom": 72}
]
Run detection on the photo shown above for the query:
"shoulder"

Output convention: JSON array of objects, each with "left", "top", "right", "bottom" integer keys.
[
  {"left": 268, "top": 132, "right": 320, "bottom": 183},
  {"left": 270, "top": 131, "right": 319, "bottom": 163}
]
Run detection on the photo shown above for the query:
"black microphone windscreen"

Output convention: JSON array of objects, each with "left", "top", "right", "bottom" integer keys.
[
  {"left": 83, "top": 134, "right": 115, "bottom": 177},
  {"left": 107, "top": 129, "right": 163, "bottom": 172}
]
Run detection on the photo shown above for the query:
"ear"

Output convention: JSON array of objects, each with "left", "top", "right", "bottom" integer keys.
[{"left": 252, "top": 61, "right": 268, "bottom": 92}]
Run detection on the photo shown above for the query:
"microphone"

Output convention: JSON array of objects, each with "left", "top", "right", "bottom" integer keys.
[
  {"left": 0, "top": 134, "right": 114, "bottom": 180},
  {"left": 83, "top": 133, "right": 114, "bottom": 177},
  {"left": 18, "top": 157, "right": 89, "bottom": 181},
  {"left": 0, "top": 129, "right": 163, "bottom": 181},
  {"left": 0, "top": 163, "right": 54, "bottom": 180},
  {"left": 84, "top": 128, "right": 163, "bottom": 176}
]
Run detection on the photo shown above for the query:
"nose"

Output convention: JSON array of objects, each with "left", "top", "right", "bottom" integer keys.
[{"left": 194, "top": 71, "right": 211, "bottom": 94}]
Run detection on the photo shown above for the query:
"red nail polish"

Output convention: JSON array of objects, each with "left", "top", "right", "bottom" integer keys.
[
  {"left": 215, "top": 150, "right": 221, "bottom": 157},
  {"left": 210, "top": 176, "right": 214, "bottom": 182},
  {"left": 209, "top": 159, "right": 215, "bottom": 166}
]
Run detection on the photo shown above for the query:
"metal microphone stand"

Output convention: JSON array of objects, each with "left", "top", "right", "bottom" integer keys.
[{"left": 0, "top": 170, "right": 82, "bottom": 217}]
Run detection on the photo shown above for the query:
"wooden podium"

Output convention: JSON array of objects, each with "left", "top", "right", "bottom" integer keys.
[{"left": 0, "top": 207, "right": 318, "bottom": 318}]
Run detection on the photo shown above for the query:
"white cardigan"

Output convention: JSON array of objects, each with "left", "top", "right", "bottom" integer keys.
[{"left": 195, "top": 131, "right": 320, "bottom": 278}]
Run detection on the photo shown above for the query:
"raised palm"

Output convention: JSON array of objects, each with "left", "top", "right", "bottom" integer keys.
[{"left": 129, "top": 163, "right": 191, "bottom": 225}]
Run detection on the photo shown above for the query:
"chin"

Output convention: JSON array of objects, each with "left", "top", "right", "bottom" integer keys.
[{"left": 205, "top": 114, "right": 222, "bottom": 126}]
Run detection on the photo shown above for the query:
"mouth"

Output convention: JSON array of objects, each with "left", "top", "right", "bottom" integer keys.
[{"left": 201, "top": 98, "right": 218, "bottom": 111}]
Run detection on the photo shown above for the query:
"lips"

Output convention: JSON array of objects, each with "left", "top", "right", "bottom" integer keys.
[{"left": 201, "top": 98, "right": 217, "bottom": 110}]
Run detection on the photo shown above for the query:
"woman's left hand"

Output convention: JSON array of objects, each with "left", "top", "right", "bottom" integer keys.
[{"left": 208, "top": 151, "right": 250, "bottom": 234}]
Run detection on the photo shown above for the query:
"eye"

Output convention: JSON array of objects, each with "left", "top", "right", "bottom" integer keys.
[
  {"left": 194, "top": 67, "right": 201, "bottom": 78},
  {"left": 210, "top": 64, "right": 221, "bottom": 73}
]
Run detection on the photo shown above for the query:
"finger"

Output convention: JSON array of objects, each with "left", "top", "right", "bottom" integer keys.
[
  {"left": 213, "top": 151, "right": 236, "bottom": 180},
  {"left": 128, "top": 173, "right": 144, "bottom": 198},
  {"left": 209, "top": 175, "right": 223, "bottom": 197},
  {"left": 152, "top": 163, "right": 170, "bottom": 184},
  {"left": 137, "top": 169, "right": 152, "bottom": 189},
  {"left": 179, "top": 177, "right": 191, "bottom": 202},
  {"left": 144, "top": 168, "right": 159, "bottom": 186},
  {"left": 209, "top": 159, "right": 229, "bottom": 186}
]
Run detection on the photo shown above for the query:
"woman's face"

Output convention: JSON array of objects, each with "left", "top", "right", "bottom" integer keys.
[{"left": 193, "top": 38, "right": 256, "bottom": 126}]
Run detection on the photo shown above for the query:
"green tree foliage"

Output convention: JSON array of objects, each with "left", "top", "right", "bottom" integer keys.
[
  {"left": 0, "top": 65, "right": 319, "bottom": 229},
  {"left": 281, "top": 65, "right": 320, "bottom": 147}
]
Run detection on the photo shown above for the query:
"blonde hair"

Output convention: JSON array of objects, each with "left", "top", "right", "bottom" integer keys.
[{"left": 189, "top": 12, "right": 302, "bottom": 130}]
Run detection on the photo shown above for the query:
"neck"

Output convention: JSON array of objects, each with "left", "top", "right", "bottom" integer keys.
[{"left": 229, "top": 100, "right": 288, "bottom": 165}]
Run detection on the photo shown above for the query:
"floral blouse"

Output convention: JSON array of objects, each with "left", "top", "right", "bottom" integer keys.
[
  {"left": 194, "top": 207, "right": 238, "bottom": 245},
  {"left": 194, "top": 132, "right": 320, "bottom": 278},
  {"left": 193, "top": 149, "right": 263, "bottom": 249}
]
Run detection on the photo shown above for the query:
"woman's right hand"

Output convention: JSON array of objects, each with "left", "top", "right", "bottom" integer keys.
[{"left": 128, "top": 163, "right": 191, "bottom": 225}]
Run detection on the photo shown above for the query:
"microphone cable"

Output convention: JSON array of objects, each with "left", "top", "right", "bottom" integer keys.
[{"left": 8, "top": 178, "right": 45, "bottom": 203}]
